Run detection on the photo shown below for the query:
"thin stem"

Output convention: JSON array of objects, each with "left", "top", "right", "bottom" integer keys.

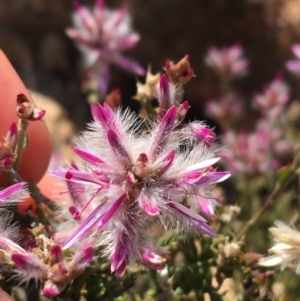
[
  {"left": 236, "top": 149, "right": 300, "bottom": 241},
  {"left": 8, "top": 170, "right": 57, "bottom": 235},
  {"left": 236, "top": 183, "right": 281, "bottom": 241},
  {"left": 13, "top": 119, "right": 29, "bottom": 171}
]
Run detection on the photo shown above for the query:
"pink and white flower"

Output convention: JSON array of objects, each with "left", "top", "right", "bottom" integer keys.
[
  {"left": 220, "top": 129, "right": 277, "bottom": 176},
  {"left": 286, "top": 44, "right": 300, "bottom": 74},
  {"left": 50, "top": 76, "right": 230, "bottom": 276},
  {"left": 254, "top": 75, "right": 290, "bottom": 119},
  {"left": 205, "top": 44, "right": 249, "bottom": 79},
  {"left": 206, "top": 92, "right": 243, "bottom": 124},
  {"left": 66, "top": 0, "right": 145, "bottom": 93}
]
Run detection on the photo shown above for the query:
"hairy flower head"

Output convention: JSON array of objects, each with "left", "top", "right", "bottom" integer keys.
[
  {"left": 205, "top": 44, "right": 248, "bottom": 79},
  {"left": 254, "top": 75, "right": 290, "bottom": 120},
  {"left": 66, "top": 0, "right": 145, "bottom": 93},
  {"left": 50, "top": 77, "right": 230, "bottom": 275}
]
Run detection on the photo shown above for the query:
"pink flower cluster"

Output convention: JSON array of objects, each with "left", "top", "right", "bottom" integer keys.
[
  {"left": 206, "top": 92, "right": 243, "bottom": 125},
  {"left": 0, "top": 183, "right": 93, "bottom": 298},
  {"left": 50, "top": 75, "right": 230, "bottom": 276},
  {"left": 254, "top": 74, "right": 289, "bottom": 120},
  {"left": 220, "top": 128, "right": 280, "bottom": 176},
  {"left": 219, "top": 75, "right": 292, "bottom": 176},
  {"left": 205, "top": 44, "right": 249, "bottom": 79},
  {"left": 286, "top": 44, "right": 300, "bottom": 73},
  {"left": 66, "top": 0, "right": 145, "bottom": 93}
]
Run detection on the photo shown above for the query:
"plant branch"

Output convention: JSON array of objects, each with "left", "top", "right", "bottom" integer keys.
[
  {"left": 235, "top": 183, "right": 281, "bottom": 241},
  {"left": 13, "top": 120, "right": 29, "bottom": 171}
]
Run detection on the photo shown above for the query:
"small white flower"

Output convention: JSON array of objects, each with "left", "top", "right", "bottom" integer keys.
[{"left": 259, "top": 221, "right": 300, "bottom": 274}]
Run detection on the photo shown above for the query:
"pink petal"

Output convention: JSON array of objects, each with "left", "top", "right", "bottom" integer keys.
[
  {"left": 232, "top": 59, "right": 248, "bottom": 75},
  {"left": 227, "top": 44, "right": 243, "bottom": 61},
  {"left": 168, "top": 201, "right": 206, "bottom": 222},
  {"left": 63, "top": 201, "right": 109, "bottom": 249},
  {"left": 71, "top": 244, "right": 93, "bottom": 274},
  {"left": 98, "top": 194, "right": 127, "bottom": 229},
  {"left": 185, "top": 158, "right": 220, "bottom": 172},
  {"left": 107, "top": 129, "right": 131, "bottom": 166},
  {"left": 180, "top": 170, "right": 202, "bottom": 184},
  {"left": 71, "top": 146, "right": 108, "bottom": 168},
  {"left": 195, "top": 171, "right": 231, "bottom": 186},
  {"left": 285, "top": 60, "right": 300, "bottom": 72},
  {"left": 0, "top": 182, "right": 27, "bottom": 199},
  {"left": 90, "top": 103, "right": 109, "bottom": 126},
  {"left": 32, "top": 108, "right": 46, "bottom": 120},
  {"left": 115, "top": 260, "right": 127, "bottom": 277},
  {"left": 6, "top": 123, "right": 18, "bottom": 144},
  {"left": 148, "top": 106, "right": 177, "bottom": 161},
  {"left": 292, "top": 43, "right": 300, "bottom": 58},
  {"left": 113, "top": 55, "right": 145, "bottom": 76},
  {"left": 95, "top": 0, "right": 104, "bottom": 10},
  {"left": 90, "top": 102, "right": 116, "bottom": 129},
  {"left": 195, "top": 127, "right": 216, "bottom": 145},
  {"left": 116, "top": 34, "right": 140, "bottom": 50},
  {"left": 191, "top": 220, "right": 217, "bottom": 237},
  {"left": 140, "top": 246, "right": 167, "bottom": 269},
  {"left": 75, "top": 5, "right": 97, "bottom": 34},
  {"left": 158, "top": 74, "right": 171, "bottom": 109},
  {"left": 49, "top": 245, "right": 64, "bottom": 266},
  {"left": 197, "top": 198, "right": 215, "bottom": 215},
  {"left": 105, "top": 6, "right": 128, "bottom": 30},
  {"left": 43, "top": 282, "right": 60, "bottom": 297},
  {"left": 138, "top": 191, "right": 159, "bottom": 216},
  {"left": 12, "top": 253, "right": 47, "bottom": 278},
  {"left": 0, "top": 237, "right": 26, "bottom": 253},
  {"left": 111, "top": 238, "right": 129, "bottom": 273},
  {"left": 65, "top": 29, "right": 93, "bottom": 47},
  {"left": 153, "top": 150, "right": 175, "bottom": 176},
  {"left": 177, "top": 100, "right": 190, "bottom": 119}
]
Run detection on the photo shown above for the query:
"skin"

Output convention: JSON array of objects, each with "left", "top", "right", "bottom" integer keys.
[
  {"left": 0, "top": 289, "right": 14, "bottom": 301},
  {"left": 0, "top": 50, "right": 52, "bottom": 187}
]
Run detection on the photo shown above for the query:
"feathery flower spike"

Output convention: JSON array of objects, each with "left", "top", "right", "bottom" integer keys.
[
  {"left": 66, "top": 0, "right": 145, "bottom": 93},
  {"left": 50, "top": 94, "right": 230, "bottom": 275}
]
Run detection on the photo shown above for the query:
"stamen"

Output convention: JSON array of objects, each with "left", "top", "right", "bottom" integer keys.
[
  {"left": 186, "top": 191, "right": 222, "bottom": 202},
  {"left": 80, "top": 187, "right": 103, "bottom": 215},
  {"left": 59, "top": 187, "right": 100, "bottom": 195}
]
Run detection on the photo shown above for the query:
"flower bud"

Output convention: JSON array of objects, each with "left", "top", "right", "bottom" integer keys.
[
  {"left": 70, "top": 244, "right": 93, "bottom": 277},
  {"left": 49, "top": 245, "right": 65, "bottom": 266},
  {"left": 17, "top": 93, "right": 46, "bottom": 121},
  {"left": 42, "top": 280, "right": 60, "bottom": 298},
  {"left": 164, "top": 55, "right": 194, "bottom": 84},
  {"left": 133, "top": 153, "right": 149, "bottom": 179},
  {"left": 49, "top": 262, "right": 71, "bottom": 284},
  {"left": 104, "top": 89, "right": 121, "bottom": 109}
]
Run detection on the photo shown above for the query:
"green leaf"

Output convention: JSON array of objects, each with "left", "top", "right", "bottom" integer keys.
[
  {"left": 277, "top": 164, "right": 294, "bottom": 187},
  {"left": 23, "top": 133, "right": 29, "bottom": 149}
]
